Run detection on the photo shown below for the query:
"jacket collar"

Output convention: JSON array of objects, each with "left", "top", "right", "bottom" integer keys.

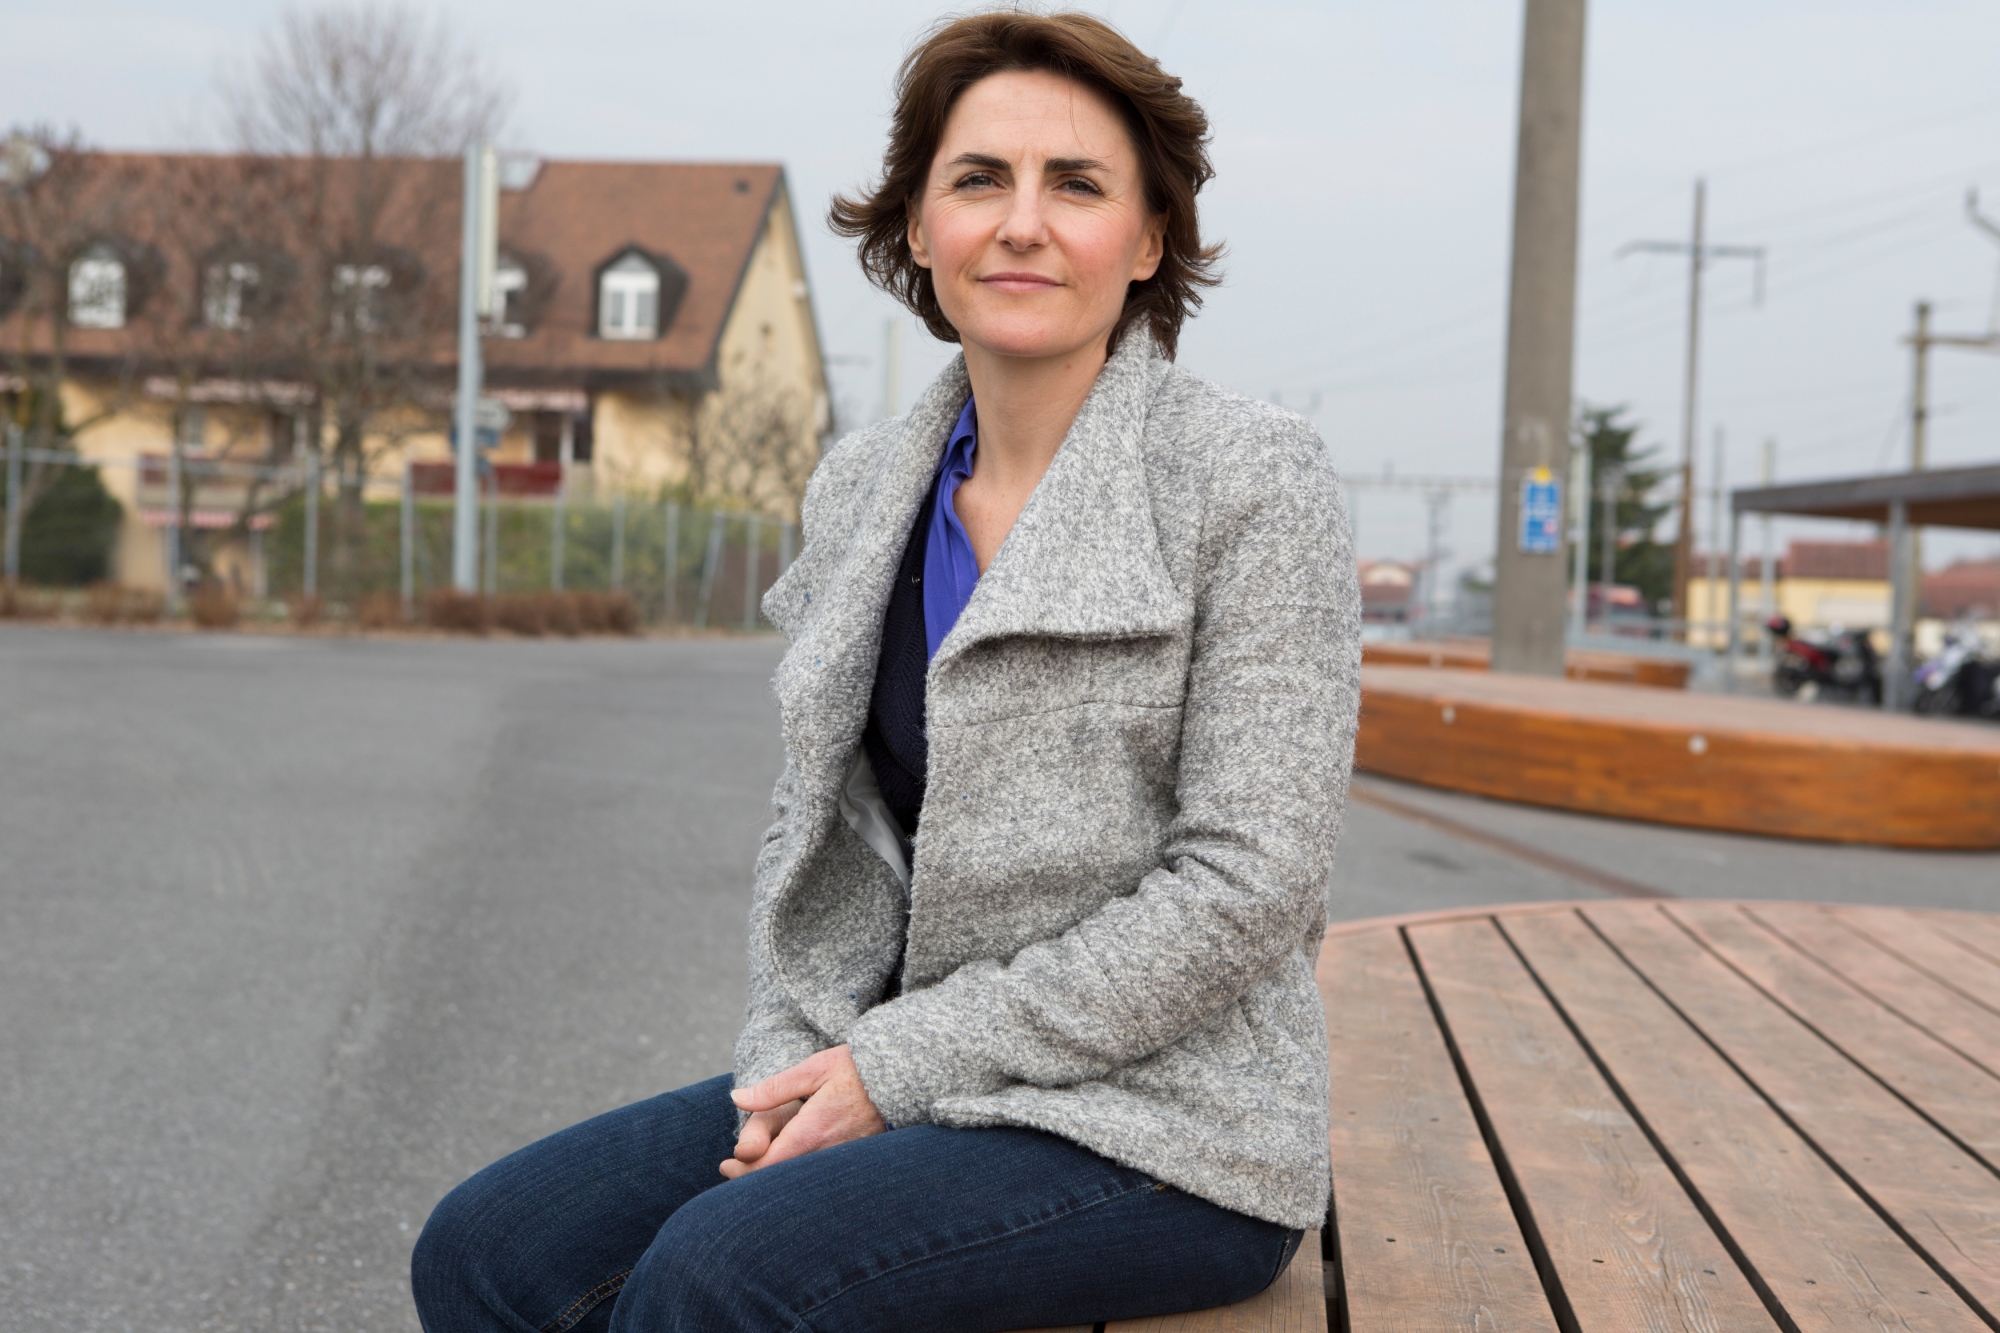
[
  {"left": 931, "top": 330, "right": 1186, "bottom": 672},
  {"left": 775, "top": 331, "right": 1187, "bottom": 778}
]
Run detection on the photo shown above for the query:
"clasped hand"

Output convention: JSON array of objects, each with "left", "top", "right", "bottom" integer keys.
[{"left": 720, "top": 1043, "right": 886, "bottom": 1180}]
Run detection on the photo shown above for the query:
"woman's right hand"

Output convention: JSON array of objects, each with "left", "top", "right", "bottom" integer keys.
[{"left": 726, "top": 1098, "right": 803, "bottom": 1174}]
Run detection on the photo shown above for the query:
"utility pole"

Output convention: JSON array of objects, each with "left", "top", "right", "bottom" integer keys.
[
  {"left": 1597, "top": 462, "right": 1623, "bottom": 617},
  {"left": 881, "top": 319, "right": 903, "bottom": 422},
  {"left": 1423, "top": 489, "right": 1451, "bottom": 630},
  {"left": 453, "top": 143, "right": 498, "bottom": 592},
  {"left": 1491, "top": 0, "right": 1588, "bottom": 676},
  {"left": 1568, "top": 436, "right": 1591, "bottom": 643},
  {"left": 1758, "top": 438, "right": 1776, "bottom": 665},
  {"left": 1620, "top": 180, "right": 1764, "bottom": 632},
  {"left": 1708, "top": 426, "right": 1725, "bottom": 649}
]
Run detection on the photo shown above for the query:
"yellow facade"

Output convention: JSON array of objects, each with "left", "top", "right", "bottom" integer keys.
[{"left": 42, "top": 182, "right": 826, "bottom": 593}]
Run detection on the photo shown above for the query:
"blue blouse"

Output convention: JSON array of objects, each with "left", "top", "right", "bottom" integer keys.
[{"left": 922, "top": 398, "right": 982, "bottom": 659}]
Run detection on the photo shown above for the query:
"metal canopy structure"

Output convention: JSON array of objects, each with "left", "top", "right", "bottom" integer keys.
[
  {"left": 1724, "top": 462, "right": 2000, "bottom": 704},
  {"left": 1731, "top": 463, "right": 2000, "bottom": 531}
]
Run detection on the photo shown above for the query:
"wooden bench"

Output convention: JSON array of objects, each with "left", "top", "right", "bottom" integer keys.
[
  {"left": 1361, "top": 639, "right": 1693, "bottom": 689},
  {"left": 1010, "top": 898, "right": 2000, "bottom": 1330},
  {"left": 1356, "top": 665, "right": 2000, "bottom": 848},
  {"left": 1321, "top": 899, "right": 2000, "bottom": 1331}
]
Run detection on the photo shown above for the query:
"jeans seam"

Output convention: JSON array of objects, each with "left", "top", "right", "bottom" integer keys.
[
  {"left": 784, "top": 1174, "right": 1163, "bottom": 1330},
  {"left": 540, "top": 1268, "right": 632, "bottom": 1333}
]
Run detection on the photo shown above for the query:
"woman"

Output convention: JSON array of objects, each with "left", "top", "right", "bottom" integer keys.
[{"left": 413, "top": 12, "right": 1359, "bottom": 1332}]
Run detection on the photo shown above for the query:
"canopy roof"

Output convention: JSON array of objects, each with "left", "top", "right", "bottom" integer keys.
[{"left": 1732, "top": 463, "right": 2000, "bottom": 532}]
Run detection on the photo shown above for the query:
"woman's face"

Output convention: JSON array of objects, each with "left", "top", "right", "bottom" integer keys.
[{"left": 909, "top": 69, "right": 1165, "bottom": 365}]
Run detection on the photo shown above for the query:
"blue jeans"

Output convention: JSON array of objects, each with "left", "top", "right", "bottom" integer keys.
[{"left": 412, "top": 1075, "right": 1302, "bottom": 1333}]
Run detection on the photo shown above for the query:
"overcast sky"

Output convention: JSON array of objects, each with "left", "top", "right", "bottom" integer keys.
[{"left": 14, "top": 0, "right": 2000, "bottom": 574}]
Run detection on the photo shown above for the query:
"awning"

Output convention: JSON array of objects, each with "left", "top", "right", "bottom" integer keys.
[{"left": 1732, "top": 463, "right": 2000, "bottom": 532}]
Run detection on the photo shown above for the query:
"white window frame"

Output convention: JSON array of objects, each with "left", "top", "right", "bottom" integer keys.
[
  {"left": 204, "top": 260, "right": 261, "bottom": 330},
  {"left": 69, "top": 245, "right": 127, "bottom": 329},
  {"left": 333, "top": 262, "right": 391, "bottom": 333},
  {"left": 598, "top": 253, "right": 659, "bottom": 340},
  {"left": 491, "top": 256, "right": 528, "bottom": 338}
]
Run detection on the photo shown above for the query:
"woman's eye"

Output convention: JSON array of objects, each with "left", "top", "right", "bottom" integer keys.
[
  {"left": 956, "top": 172, "right": 998, "bottom": 190},
  {"left": 1060, "top": 177, "right": 1104, "bottom": 196}
]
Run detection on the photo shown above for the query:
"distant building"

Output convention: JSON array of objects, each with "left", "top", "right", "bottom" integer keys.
[
  {"left": 1686, "top": 540, "right": 1889, "bottom": 639},
  {"left": 1357, "top": 560, "right": 1418, "bottom": 623},
  {"left": 1922, "top": 558, "right": 2000, "bottom": 621},
  {"left": 0, "top": 151, "right": 827, "bottom": 592}
]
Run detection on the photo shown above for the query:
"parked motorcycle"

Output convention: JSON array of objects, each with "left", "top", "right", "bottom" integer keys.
[
  {"left": 1912, "top": 628, "right": 2000, "bottom": 719},
  {"left": 1766, "top": 615, "right": 1883, "bottom": 704}
]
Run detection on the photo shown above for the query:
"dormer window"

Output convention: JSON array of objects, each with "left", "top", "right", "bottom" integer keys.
[
  {"left": 205, "top": 261, "right": 261, "bottom": 330},
  {"left": 69, "top": 244, "right": 127, "bottom": 329},
  {"left": 333, "top": 262, "right": 391, "bottom": 333},
  {"left": 599, "top": 252, "right": 659, "bottom": 339},
  {"left": 492, "top": 255, "right": 528, "bottom": 337}
]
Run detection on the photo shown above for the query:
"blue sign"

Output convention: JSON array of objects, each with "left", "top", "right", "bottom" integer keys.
[{"left": 1519, "top": 470, "right": 1563, "bottom": 554}]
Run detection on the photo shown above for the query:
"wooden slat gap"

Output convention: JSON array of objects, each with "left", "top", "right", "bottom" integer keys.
[
  {"left": 1926, "top": 919, "right": 2000, "bottom": 971},
  {"left": 1490, "top": 911, "right": 1805, "bottom": 1333},
  {"left": 1322, "top": 1197, "right": 1346, "bottom": 1333},
  {"left": 1746, "top": 906, "right": 2000, "bottom": 1085},
  {"left": 1399, "top": 923, "right": 1585, "bottom": 1333},
  {"left": 1575, "top": 908, "right": 2000, "bottom": 1330},
  {"left": 1826, "top": 911, "right": 2000, "bottom": 1022},
  {"left": 1661, "top": 904, "right": 2000, "bottom": 1182}
]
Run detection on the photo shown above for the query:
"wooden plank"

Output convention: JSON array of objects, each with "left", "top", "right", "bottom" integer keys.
[
  {"left": 1360, "top": 640, "right": 1692, "bottom": 689},
  {"left": 1317, "top": 926, "right": 1558, "bottom": 1332},
  {"left": 1406, "top": 917, "right": 1777, "bottom": 1332},
  {"left": 1589, "top": 905, "right": 2000, "bottom": 1315},
  {"left": 1354, "top": 666, "right": 2000, "bottom": 849},
  {"left": 1749, "top": 906, "right": 2000, "bottom": 1082},
  {"left": 1105, "top": 1230, "right": 1326, "bottom": 1333},
  {"left": 1668, "top": 902, "right": 2000, "bottom": 1169},
  {"left": 1504, "top": 908, "right": 1987, "bottom": 1332},
  {"left": 1830, "top": 906, "right": 2000, "bottom": 1015}
]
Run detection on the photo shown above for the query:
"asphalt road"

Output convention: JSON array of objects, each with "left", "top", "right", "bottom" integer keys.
[{"left": 1, "top": 627, "right": 1993, "bottom": 1333}]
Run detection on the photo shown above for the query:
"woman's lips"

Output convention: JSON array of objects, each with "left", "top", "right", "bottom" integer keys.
[{"left": 980, "top": 272, "right": 1062, "bottom": 292}]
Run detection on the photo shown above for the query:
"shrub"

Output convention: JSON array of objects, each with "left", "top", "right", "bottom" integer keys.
[
  {"left": 188, "top": 583, "right": 240, "bottom": 630},
  {"left": 573, "top": 590, "right": 612, "bottom": 633},
  {"left": 0, "top": 583, "right": 61, "bottom": 620},
  {"left": 122, "top": 588, "right": 165, "bottom": 623},
  {"left": 3, "top": 464, "right": 124, "bottom": 586},
  {"left": 494, "top": 593, "right": 546, "bottom": 637},
  {"left": 425, "top": 588, "right": 489, "bottom": 634},
  {"left": 287, "top": 593, "right": 323, "bottom": 629},
  {"left": 603, "top": 591, "right": 641, "bottom": 635},
  {"left": 85, "top": 582, "right": 123, "bottom": 624},
  {"left": 355, "top": 592, "right": 405, "bottom": 630},
  {"left": 544, "top": 591, "right": 580, "bottom": 637}
]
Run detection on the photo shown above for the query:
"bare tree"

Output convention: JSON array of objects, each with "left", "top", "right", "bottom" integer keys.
[
  {"left": 683, "top": 365, "right": 821, "bottom": 518},
  {"left": 0, "top": 126, "right": 152, "bottom": 574},
  {"left": 217, "top": 3, "right": 512, "bottom": 598}
]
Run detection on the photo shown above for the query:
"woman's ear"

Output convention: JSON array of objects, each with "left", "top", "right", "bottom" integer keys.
[
  {"left": 1131, "top": 214, "right": 1166, "bottom": 283},
  {"left": 907, "top": 201, "right": 933, "bottom": 270}
]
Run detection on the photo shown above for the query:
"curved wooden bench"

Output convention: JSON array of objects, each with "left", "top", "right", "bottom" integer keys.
[
  {"left": 1362, "top": 640, "right": 1692, "bottom": 690},
  {"left": 1357, "top": 664, "right": 2000, "bottom": 848}
]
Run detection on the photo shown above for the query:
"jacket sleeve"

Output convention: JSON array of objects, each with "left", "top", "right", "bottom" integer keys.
[
  {"left": 845, "top": 414, "right": 1360, "bottom": 1127},
  {"left": 731, "top": 757, "right": 833, "bottom": 1090}
]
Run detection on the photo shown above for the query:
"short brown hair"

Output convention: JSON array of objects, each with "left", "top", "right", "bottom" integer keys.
[{"left": 829, "top": 11, "right": 1220, "bottom": 360}]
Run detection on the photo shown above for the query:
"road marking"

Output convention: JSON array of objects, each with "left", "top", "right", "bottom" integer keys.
[{"left": 1350, "top": 778, "right": 1673, "bottom": 900}]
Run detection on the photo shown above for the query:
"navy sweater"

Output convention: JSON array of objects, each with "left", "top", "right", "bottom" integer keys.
[{"left": 862, "top": 488, "right": 934, "bottom": 839}]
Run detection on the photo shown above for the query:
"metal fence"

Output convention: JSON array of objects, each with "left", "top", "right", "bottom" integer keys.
[{"left": 0, "top": 426, "right": 795, "bottom": 630}]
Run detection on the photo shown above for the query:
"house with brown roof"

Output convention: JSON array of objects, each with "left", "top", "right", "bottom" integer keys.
[{"left": 0, "top": 148, "right": 827, "bottom": 593}]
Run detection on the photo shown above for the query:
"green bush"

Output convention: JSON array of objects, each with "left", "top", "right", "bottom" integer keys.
[{"left": 2, "top": 464, "right": 124, "bottom": 586}]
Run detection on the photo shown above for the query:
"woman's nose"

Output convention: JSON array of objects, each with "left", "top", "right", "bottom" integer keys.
[{"left": 994, "top": 185, "right": 1050, "bottom": 250}]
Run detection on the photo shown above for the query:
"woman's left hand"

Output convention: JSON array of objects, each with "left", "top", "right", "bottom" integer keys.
[{"left": 720, "top": 1044, "right": 887, "bottom": 1179}]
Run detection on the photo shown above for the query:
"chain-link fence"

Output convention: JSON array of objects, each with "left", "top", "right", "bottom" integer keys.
[{"left": 0, "top": 426, "right": 795, "bottom": 631}]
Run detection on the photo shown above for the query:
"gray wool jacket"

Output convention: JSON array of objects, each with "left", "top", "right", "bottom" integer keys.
[{"left": 736, "top": 330, "right": 1361, "bottom": 1229}]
